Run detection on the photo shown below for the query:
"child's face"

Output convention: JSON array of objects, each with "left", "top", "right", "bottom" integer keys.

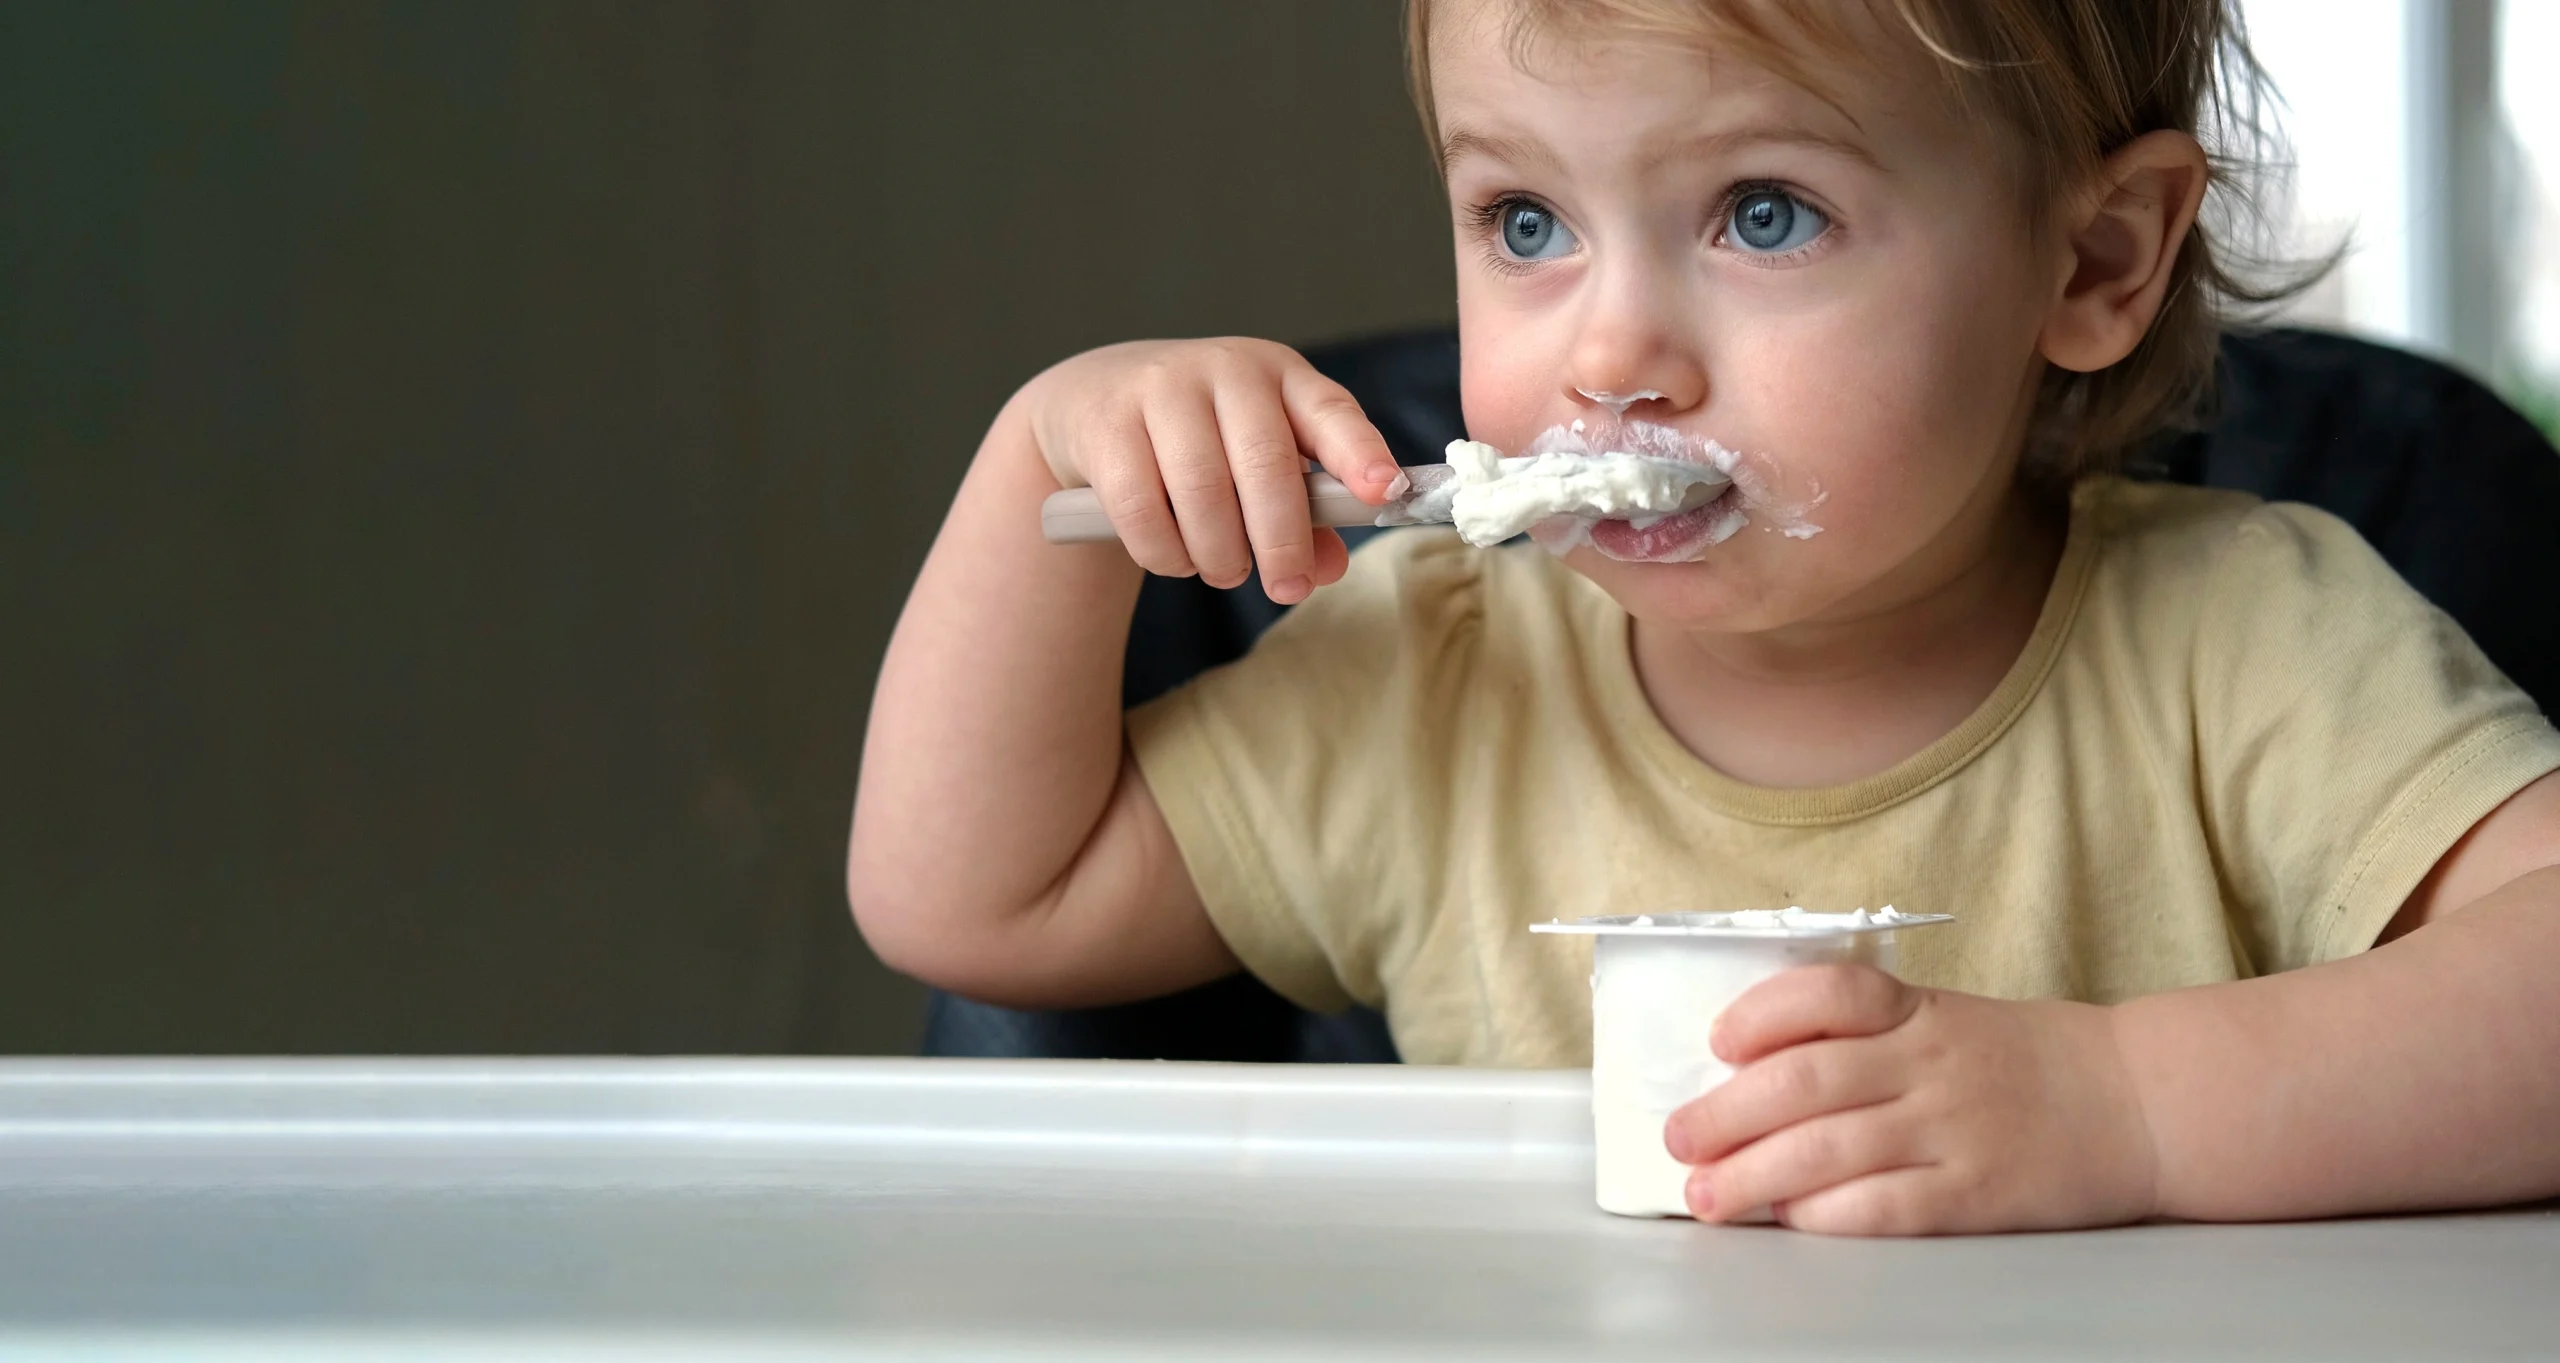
[{"left": 1433, "top": 2, "right": 2065, "bottom": 631}]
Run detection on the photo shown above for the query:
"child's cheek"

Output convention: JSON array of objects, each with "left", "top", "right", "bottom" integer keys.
[
  {"left": 1456, "top": 347, "right": 1551, "bottom": 454},
  {"left": 1694, "top": 366, "right": 1866, "bottom": 516},
  {"left": 1454, "top": 282, "right": 1580, "bottom": 451}
]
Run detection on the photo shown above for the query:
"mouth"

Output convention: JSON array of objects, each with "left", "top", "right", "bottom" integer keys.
[
  {"left": 1585, "top": 485, "right": 1748, "bottom": 562},
  {"left": 1523, "top": 420, "right": 1753, "bottom": 563}
]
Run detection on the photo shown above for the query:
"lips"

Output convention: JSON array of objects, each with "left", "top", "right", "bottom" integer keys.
[
  {"left": 1585, "top": 485, "right": 1745, "bottom": 562},
  {"left": 1512, "top": 418, "right": 1767, "bottom": 562}
]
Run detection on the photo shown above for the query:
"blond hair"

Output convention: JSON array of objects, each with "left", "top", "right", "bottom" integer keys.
[{"left": 1405, "top": 0, "right": 2325, "bottom": 481}]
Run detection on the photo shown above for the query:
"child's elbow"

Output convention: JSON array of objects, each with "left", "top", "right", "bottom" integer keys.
[
  {"left": 845, "top": 856, "right": 938, "bottom": 984},
  {"left": 844, "top": 852, "right": 1019, "bottom": 998}
]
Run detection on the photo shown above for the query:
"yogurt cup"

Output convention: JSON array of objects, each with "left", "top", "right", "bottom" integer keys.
[{"left": 1531, "top": 908, "right": 1954, "bottom": 1219}]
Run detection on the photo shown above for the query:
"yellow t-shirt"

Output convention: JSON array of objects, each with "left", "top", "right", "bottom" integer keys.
[{"left": 1126, "top": 477, "right": 2560, "bottom": 1067}]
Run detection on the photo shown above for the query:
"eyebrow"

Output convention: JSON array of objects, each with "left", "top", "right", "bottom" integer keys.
[
  {"left": 1437, "top": 123, "right": 1883, "bottom": 177},
  {"left": 1437, "top": 130, "right": 1559, "bottom": 177}
]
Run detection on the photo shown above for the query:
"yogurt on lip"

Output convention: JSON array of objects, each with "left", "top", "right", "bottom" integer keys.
[
  {"left": 1533, "top": 907, "right": 1953, "bottom": 1219},
  {"left": 1582, "top": 488, "right": 1745, "bottom": 562},
  {"left": 1417, "top": 421, "right": 1827, "bottom": 561},
  {"left": 1412, "top": 439, "right": 1733, "bottom": 549}
]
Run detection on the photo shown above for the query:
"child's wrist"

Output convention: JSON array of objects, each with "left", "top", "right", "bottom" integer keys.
[
  {"left": 2098, "top": 1000, "right": 2171, "bottom": 1222},
  {"left": 980, "top": 379, "right": 1076, "bottom": 493}
]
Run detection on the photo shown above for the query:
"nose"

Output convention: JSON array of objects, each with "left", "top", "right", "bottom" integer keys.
[{"left": 1562, "top": 261, "right": 1706, "bottom": 421}]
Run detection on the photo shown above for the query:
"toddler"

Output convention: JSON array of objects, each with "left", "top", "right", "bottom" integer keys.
[{"left": 850, "top": 0, "right": 2560, "bottom": 1234}]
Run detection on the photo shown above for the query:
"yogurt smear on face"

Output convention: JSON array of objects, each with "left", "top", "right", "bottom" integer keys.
[{"left": 1420, "top": 438, "right": 1736, "bottom": 549}]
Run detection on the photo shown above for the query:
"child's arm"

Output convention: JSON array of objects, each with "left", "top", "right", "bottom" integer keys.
[
  {"left": 847, "top": 339, "right": 1403, "bottom": 1009},
  {"left": 1663, "top": 771, "right": 2560, "bottom": 1234},
  {"left": 2117, "top": 771, "right": 2560, "bottom": 1220}
]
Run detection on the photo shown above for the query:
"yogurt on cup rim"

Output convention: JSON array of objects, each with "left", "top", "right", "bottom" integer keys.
[{"left": 1532, "top": 907, "right": 1954, "bottom": 1219}]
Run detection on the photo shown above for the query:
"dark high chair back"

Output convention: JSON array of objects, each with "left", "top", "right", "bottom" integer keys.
[{"left": 918, "top": 326, "right": 2560, "bottom": 1063}]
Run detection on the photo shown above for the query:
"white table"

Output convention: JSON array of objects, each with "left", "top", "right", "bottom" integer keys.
[{"left": 0, "top": 1058, "right": 2552, "bottom": 1360}]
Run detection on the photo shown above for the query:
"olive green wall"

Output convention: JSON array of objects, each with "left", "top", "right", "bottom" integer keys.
[{"left": 0, "top": 2, "right": 1452, "bottom": 1052}]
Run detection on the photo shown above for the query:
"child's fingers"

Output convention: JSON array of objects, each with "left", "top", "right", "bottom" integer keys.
[
  {"left": 1211, "top": 378, "right": 1322, "bottom": 604},
  {"left": 1143, "top": 386, "right": 1254, "bottom": 590},
  {"left": 1310, "top": 528, "right": 1350, "bottom": 587},
  {"left": 1279, "top": 364, "right": 1401, "bottom": 502},
  {"left": 1711, "top": 964, "right": 1919, "bottom": 1066},
  {"left": 1080, "top": 401, "right": 1193, "bottom": 578},
  {"left": 1760, "top": 1165, "right": 1946, "bottom": 1238},
  {"left": 1663, "top": 1037, "right": 1903, "bottom": 1166},
  {"left": 1684, "top": 1105, "right": 1927, "bottom": 1227}
]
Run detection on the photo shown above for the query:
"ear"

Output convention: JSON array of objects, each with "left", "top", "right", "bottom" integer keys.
[{"left": 2039, "top": 130, "right": 2210, "bottom": 374}]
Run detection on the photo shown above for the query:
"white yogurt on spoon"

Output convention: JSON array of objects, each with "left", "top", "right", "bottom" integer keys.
[{"left": 1418, "top": 438, "right": 1734, "bottom": 548}]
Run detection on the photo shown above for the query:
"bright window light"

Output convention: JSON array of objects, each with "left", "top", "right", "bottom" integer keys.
[
  {"left": 2501, "top": 1, "right": 2560, "bottom": 389},
  {"left": 2245, "top": 0, "right": 2557, "bottom": 412},
  {"left": 2240, "top": 0, "right": 2414, "bottom": 342}
]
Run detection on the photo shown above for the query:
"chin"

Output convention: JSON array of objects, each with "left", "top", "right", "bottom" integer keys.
[{"left": 1560, "top": 547, "right": 1779, "bottom": 632}]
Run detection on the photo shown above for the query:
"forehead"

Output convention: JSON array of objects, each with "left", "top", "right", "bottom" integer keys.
[{"left": 1425, "top": 0, "right": 1957, "bottom": 152}]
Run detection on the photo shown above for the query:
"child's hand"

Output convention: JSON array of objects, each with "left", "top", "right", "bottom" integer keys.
[
  {"left": 1022, "top": 339, "right": 1407, "bottom": 606},
  {"left": 1663, "top": 966, "right": 2162, "bottom": 1235}
]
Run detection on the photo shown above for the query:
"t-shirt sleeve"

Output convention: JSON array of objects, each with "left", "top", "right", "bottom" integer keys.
[
  {"left": 2192, "top": 502, "right": 2560, "bottom": 973},
  {"left": 1125, "top": 530, "right": 1483, "bottom": 1014}
]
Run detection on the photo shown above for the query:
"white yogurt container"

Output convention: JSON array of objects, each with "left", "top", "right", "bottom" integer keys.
[{"left": 1531, "top": 908, "right": 1953, "bottom": 1218}]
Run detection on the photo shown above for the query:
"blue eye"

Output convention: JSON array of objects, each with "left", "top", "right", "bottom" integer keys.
[
  {"left": 1727, "top": 189, "right": 1827, "bottom": 254},
  {"left": 1498, "top": 200, "right": 1576, "bottom": 260}
]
